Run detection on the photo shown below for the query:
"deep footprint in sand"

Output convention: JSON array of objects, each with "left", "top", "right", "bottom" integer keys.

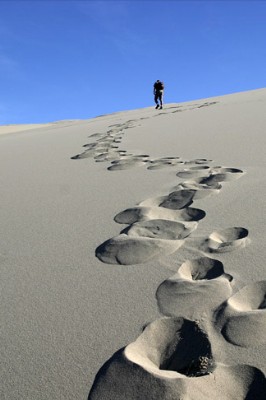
[
  {"left": 108, "top": 160, "right": 146, "bottom": 171},
  {"left": 123, "top": 219, "right": 198, "bottom": 240},
  {"left": 159, "top": 190, "right": 196, "bottom": 209},
  {"left": 176, "top": 166, "right": 211, "bottom": 179},
  {"left": 82, "top": 142, "right": 99, "bottom": 149},
  {"left": 126, "top": 317, "right": 214, "bottom": 378},
  {"left": 178, "top": 176, "right": 222, "bottom": 191},
  {"left": 184, "top": 167, "right": 244, "bottom": 186},
  {"left": 147, "top": 157, "right": 183, "bottom": 170},
  {"left": 71, "top": 137, "right": 122, "bottom": 160},
  {"left": 139, "top": 190, "right": 196, "bottom": 210},
  {"left": 203, "top": 227, "right": 249, "bottom": 253},
  {"left": 156, "top": 257, "right": 233, "bottom": 319},
  {"left": 94, "top": 152, "right": 121, "bottom": 162},
  {"left": 95, "top": 234, "right": 184, "bottom": 265},
  {"left": 192, "top": 175, "right": 224, "bottom": 188},
  {"left": 215, "top": 280, "right": 266, "bottom": 347},
  {"left": 173, "top": 180, "right": 220, "bottom": 200},
  {"left": 185, "top": 158, "right": 212, "bottom": 165},
  {"left": 88, "top": 317, "right": 266, "bottom": 400},
  {"left": 114, "top": 206, "right": 206, "bottom": 225},
  {"left": 210, "top": 167, "right": 245, "bottom": 182},
  {"left": 107, "top": 155, "right": 150, "bottom": 170},
  {"left": 71, "top": 150, "right": 96, "bottom": 159}
]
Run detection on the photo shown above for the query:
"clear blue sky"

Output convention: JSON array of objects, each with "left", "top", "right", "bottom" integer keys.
[{"left": 0, "top": 0, "right": 266, "bottom": 124}]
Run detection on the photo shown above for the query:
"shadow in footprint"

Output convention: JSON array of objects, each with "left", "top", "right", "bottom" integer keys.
[
  {"left": 108, "top": 160, "right": 145, "bottom": 171},
  {"left": 88, "top": 317, "right": 266, "bottom": 399},
  {"left": 126, "top": 317, "right": 214, "bottom": 378},
  {"left": 185, "top": 158, "right": 212, "bottom": 165},
  {"left": 211, "top": 167, "right": 245, "bottom": 182},
  {"left": 159, "top": 190, "right": 196, "bottom": 210},
  {"left": 203, "top": 227, "right": 249, "bottom": 253},
  {"left": 147, "top": 157, "right": 183, "bottom": 170},
  {"left": 173, "top": 180, "right": 220, "bottom": 200}
]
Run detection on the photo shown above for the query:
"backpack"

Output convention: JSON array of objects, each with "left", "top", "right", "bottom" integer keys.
[{"left": 154, "top": 81, "right": 164, "bottom": 91}]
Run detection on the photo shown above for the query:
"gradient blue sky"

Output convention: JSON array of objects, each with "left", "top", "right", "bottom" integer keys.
[{"left": 0, "top": 0, "right": 266, "bottom": 124}]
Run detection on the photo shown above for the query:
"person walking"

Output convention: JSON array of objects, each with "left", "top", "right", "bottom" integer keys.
[{"left": 153, "top": 79, "right": 164, "bottom": 109}]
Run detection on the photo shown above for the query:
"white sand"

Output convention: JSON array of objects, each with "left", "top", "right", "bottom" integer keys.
[
  {"left": 0, "top": 89, "right": 266, "bottom": 399},
  {"left": 0, "top": 120, "right": 80, "bottom": 136},
  {"left": 0, "top": 123, "right": 52, "bottom": 136}
]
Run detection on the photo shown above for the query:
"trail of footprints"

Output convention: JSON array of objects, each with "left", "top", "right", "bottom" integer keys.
[
  {"left": 80, "top": 109, "right": 266, "bottom": 398},
  {"left": 71, "top": 102, "right": 218, "bottom": 170},
  {"left": 95, "top": 168, "right": 248, "bottom": 265}
]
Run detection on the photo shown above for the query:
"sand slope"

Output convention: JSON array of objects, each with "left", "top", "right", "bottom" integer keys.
[{"left": 1, "top": 89, "right": 266, "bottom": 399}]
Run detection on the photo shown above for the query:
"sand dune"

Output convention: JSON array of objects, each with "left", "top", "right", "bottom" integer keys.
[{"left": 1, "top": 89, "right": 266, "bottom": 399}]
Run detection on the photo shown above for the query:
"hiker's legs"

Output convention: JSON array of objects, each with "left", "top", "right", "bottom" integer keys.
[
  {"left": 154, "top": 93, "right": 160, "bottom": 109},
  {"left": 159, "top": 92, "right": 163, "bottom": 106}
]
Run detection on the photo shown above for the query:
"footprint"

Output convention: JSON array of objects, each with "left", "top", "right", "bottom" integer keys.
[
  {"left": 192, "top": 176, "right": 223, "bottom": 188},
  {"left": 188, "top": 168, "right": 244, "bottom": 185},
  {"left": 204, "top": 227, "right": 249, "bottom": 253},
  {"left": 108, "top": 159, "right": 146, "bottom": 171},
  {"left": 133, "top": 154, "right": 150, "bottom": 159},
  {"left": 95, "top": 234, "right": 184, "bottom": 265},
  {"left": 88, "top": 314, "right": 266, "bottom": 400},
  {"left": 159, "top": 190, "right": 196, "bottom": 210},
  {"left": 71, "top": 150, "right": 96, "bottom": 159},
  {"left": 185, "top": 158, "right": 212, "bottom": 165},
  {"left": 94, "top": 152, "right": 121, "bottom": 162},
  {"left": 114, "top": 206, "right": 206, "bottom": 225},
  {"left": 88, "top": 132, "right": 105, "bottom": 138},
  {"left": 168, "top": 106, "right": 182, "bottom": 110},
  {"left": 171, "top": 109, "right": 183, "bottom": 113},
  {"left": 210, "top": 167, "right": 245, "bottom": 182},
  {"left": 147, "top": 162, "right": 176, "bottom": 170},
  {"left": 125, "top": 318, "right": 266, "bottom": 399},
  {"left": 139, "top": 190, "right": 195, "bottom": 210},
  {"left": 156, "top": 258, "right": 233, "bottom": 319},
  {"left": 176, "top": 166, "right": 211, "bottom": 179},
  {"left": 125, "top": 317, "right": 214, "bottom": 378},
  {"left": 82, "top": 142, "right": 98, "bottom": 149},
  {"left": 72, "top": 136, "right": 124, "bottom": 160},
  {"left": 108, "top": 123, "right": 122, "bottom": 128},
  {"left": 149, "top": 157, "right": 182, "bottom": 162},
  {"left": 123, "top": 219, "right": 198, "bottom": 240},
  {"left": 147, "top": 157, "right": 183, "bottom": 170},
  {"left": 215, "top": 280, "right": 266, "bottom": 347},
  {"left": 174, "top": 180, "right": 220, "bottom": 199},
  {"left": 197, "top": 101, "right": 218, "bottom": 108}
]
